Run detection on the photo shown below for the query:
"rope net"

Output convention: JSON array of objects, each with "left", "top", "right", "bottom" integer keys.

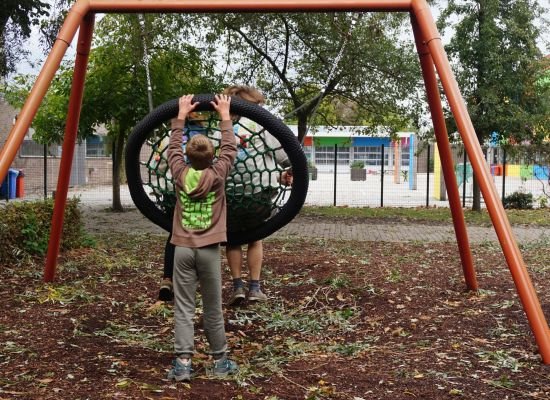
[{"left": 142, "top": 112, "right": 292, "bottom": 233}]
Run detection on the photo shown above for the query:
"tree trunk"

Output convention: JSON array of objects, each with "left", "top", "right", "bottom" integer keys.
[
  {"left": 111, "top": 134, "right": 124, "bottom": 211},
  {"left": 471, "top": 146, "right": 488, "bottom": 212},
  {"left": 297, "top": 114, "right": 308, "bottom": 144},
  {"left": 472, "top": 175, "right": 481, "bottom": 211},
  {"left": 470, "top": 3, "right": 488, "bottom": 213}
]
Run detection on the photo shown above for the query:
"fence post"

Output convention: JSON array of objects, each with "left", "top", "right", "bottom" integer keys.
[
  {"left": 462, "top": 147, "right": 467, "bottom": 208},
  {"left": 502, "top": 147, "right": 507, "bottom": 203},
  {"left": 333, "top": 144, "right": 337, "bottom": 207},
  {"left": 44, "top": 143, "right": 48, "bottom": 199},
  {"left": 380, "top": 144, "right": 385, "bottom": 207},
  {"left": 426, "top": 143, "right": 430, "bottom": 207}
]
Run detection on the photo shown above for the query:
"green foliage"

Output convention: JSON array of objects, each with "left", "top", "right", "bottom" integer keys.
[
  {"left": 82, "top": 13, "right": 221, "bottom": 136},
  {"left": 438, "top": 0, "right": 549, "bottom": 145},
  {"left": 0, "top": 198, "right": 86, "bottom": 263},
  {"left": 0, "top": 0, "right": 50, "bottom": 77},
  {"left": 503, "top": 191, "right": 534, "bottom": 210},
  {"left": 195, "top": 13, "right": 420, "bottom": 141},
  {"left": 33, "top": 283, "right": 102, "bottom": 305},
  {"left": 2, "top": 13, "right": 221, "bottom": 210},
  {"left": 94, "top": 321, "right": 170, "bottom": 352},
  {"left": 350, "top": 160, "right": 365, "bottom": 169},
  {"left": 2, "top": 71, "right": 72, "bottom": 144},
  {"left": 324, "top": 274, "right": 351, "bottom": 289}
]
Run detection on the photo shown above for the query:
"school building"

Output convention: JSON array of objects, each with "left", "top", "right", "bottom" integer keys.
[{"left": 288, "top": 125, "right": 424, "bottom": 173}]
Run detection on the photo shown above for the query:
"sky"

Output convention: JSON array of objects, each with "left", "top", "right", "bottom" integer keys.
[
  {"left": 13, "top": 1, "right": 550, "bottom": 77},
  {"left": 15, "top": 20, "right": 78, "bottom": 76}
]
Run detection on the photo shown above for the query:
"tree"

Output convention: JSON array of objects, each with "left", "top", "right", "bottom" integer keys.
[
  {"left": 39, "top": 0, "right": 73, "bottom": 53},
  {"left": 193, "top": 13, "right": 421, "bottom": 142},
  {"left": 438, "top": 0, "right": 548, "bottom": 210},
  {"left": 0, "top": 0, "right": 50, "bottom": 78},
  {"left": 2, "top": 13, "right": 221, "bottom": 211},
  {"left": 80, "top": 14, "right": 221, "bottom": 210},
  {"left": 1, "top": 70, "right": 72, "bottom": 143}
]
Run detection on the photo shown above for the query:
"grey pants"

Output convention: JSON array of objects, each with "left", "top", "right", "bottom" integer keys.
[{"left": 173, "top": 244, "right": 227, "bottom": 357}]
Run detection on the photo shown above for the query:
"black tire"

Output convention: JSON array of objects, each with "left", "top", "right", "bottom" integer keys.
[{"left": 125, "top": 94, "right": 308, "bottom": 246}]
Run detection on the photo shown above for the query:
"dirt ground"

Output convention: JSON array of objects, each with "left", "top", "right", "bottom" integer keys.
[{"left": 2, "top": 207, "right": 550, "bottom": 399}]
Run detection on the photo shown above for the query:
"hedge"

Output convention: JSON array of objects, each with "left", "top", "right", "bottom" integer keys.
[{"left": 0, "top": 198, "right": 85, "bottom": 264}]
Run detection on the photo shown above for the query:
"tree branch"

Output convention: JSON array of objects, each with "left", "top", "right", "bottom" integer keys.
[{"left": 224, "top": 21, "right": 299, "bottom": 106}]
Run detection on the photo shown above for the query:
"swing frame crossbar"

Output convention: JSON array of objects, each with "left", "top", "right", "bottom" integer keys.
[{"left": 0, "top": 0, "right": 549, "bottom": 363}]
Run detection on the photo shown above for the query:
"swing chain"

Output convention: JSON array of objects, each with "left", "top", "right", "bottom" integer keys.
[{"left": 138, "top": 14, "right": 154, "bottom": 112}]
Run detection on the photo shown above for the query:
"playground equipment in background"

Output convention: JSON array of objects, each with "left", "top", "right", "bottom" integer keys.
[{"left": 1, "top": 0, "right": 550, "bottom": 364}]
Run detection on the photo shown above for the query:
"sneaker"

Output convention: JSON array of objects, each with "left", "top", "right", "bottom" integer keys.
[
  {"left": 228, "top": 287, "right": 246, "bottom": 306},
  {"left": 167, "top": 358, "right": 193, "bottom": 382},
  {"left": 248, "top": 289, "right": 268, "bottom": 302},
  {"left": 212, "top": 356, "right": 238, "bottom": 377},
  {"left": 158, "top": 278, "right": 173, "bottom": 301}
]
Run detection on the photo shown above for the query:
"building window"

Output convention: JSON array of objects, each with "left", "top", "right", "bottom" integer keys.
[
  {"left": 353, "top": 146, "right": 389, "bottom": 167},
  {"left": 314, "top": 146, "right": 333, "bottom": 165},
  {"left": 337, "top": 146, "right": 350, "bottom": 165},
  {"left": 401, "top": 144, "right": 410, "bottom": 167},
  {"left": 302, "top": 145, "right": 313, "bottom": 162},
  {"left": 314, "top": 146, "right": 350, "bottom": 166},
  {"left": 86, "top": 135, "right": 110, "bottom": 158},
  {"left": 20, "top": 139, "right": 61, "bottom": 157}
]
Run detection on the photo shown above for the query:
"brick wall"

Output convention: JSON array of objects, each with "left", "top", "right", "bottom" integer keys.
[{"left": 0, "top": 97, "right": 18, "bottom": 151}]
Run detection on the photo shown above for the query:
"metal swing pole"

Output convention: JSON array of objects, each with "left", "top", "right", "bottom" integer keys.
[
  {"left": 0, "top": 2, "right": 90, "bottom": 183},
  {"left": 411, "top": 0, "right": 550, "bottom": 363},
  {"left": 411, "top": 15, "right": 477, "bottom": 291},
  {"left": 44, "top": 12, "right": 95, "bottom": 282}
]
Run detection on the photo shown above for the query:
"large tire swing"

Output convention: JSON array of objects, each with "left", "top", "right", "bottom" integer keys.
[{"left": 125, "top": 94, "right": 309, "bottom": 246}]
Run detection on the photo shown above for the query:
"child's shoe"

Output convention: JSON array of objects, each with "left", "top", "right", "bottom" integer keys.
[
  {"left": 158, "top": 278, "right": 173, "bottom": 301},
  {"left": 248, "top": 288, "right": 268, "bottom": 302},
  {"left": 212, "top": 356, "right": 238, "bottom": 377},
  {"left": 228, "top": 287, "right": 246, "bottom": 306},
  {"left": 167, "top": 358, "right": 192, "bottom": 382}
]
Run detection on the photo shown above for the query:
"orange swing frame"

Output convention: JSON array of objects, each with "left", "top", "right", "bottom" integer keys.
[{"left": 0, "top": 0, "right": 549, "bottom": 363}]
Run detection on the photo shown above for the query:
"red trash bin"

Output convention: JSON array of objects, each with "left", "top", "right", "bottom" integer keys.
[{"left": 16, "top": 170, "right": 25, "bottom": 198}]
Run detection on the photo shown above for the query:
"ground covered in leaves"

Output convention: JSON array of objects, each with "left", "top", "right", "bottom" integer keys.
[{"left": 2, "top": 227, "right": 550, "bottom": 399}]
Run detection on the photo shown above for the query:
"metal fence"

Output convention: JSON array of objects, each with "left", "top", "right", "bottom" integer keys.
[{"left": 1, "top": 140, "right": 549, "bottom": 209}]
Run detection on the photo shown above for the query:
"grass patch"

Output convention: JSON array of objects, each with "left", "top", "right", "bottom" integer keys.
[
  {"left": 299, "top": 206, "right": 550, "bottom": 226},
  {"left": 94, "top": 321, "right": 170, "bottom": 352},
  {"left": 32, "top": 283, "right": 103, "bottom": 305}
]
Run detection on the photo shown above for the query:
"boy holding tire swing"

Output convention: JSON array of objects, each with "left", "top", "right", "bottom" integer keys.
[{"left": 165, "top": 93, "right": 238, "bottom": 382}]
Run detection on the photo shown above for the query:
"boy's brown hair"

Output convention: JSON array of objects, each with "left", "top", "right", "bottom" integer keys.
[
  {"left": 223, "top": 85, "right": 265, "bottom": 105},
  {"left": 185, "top": 134, "right": 214, "bottom": 170}
]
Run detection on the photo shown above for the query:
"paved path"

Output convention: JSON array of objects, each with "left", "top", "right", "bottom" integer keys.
[
  {"left": 274, "top": 220, "right": 550, "bottom": 244},
  {"left": 83, "top": 206, "right": 550, "bottom": 245}
]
